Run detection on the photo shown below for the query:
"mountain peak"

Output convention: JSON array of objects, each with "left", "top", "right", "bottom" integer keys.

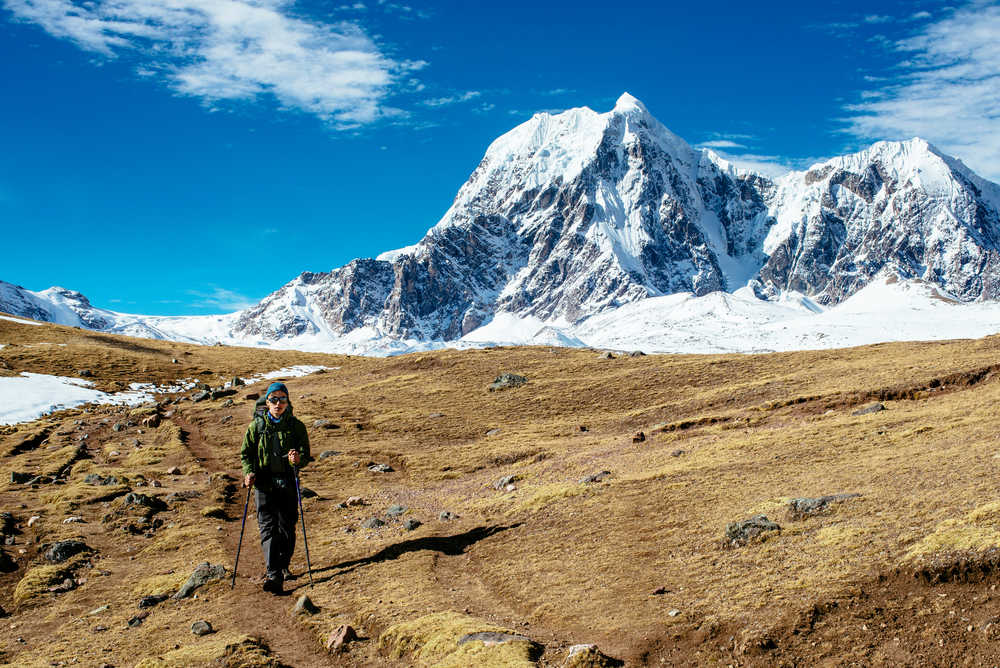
[{"left": 613, "top": 92, "right": 647, "bottom": 115}]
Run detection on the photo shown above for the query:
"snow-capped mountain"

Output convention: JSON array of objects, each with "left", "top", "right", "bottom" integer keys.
[
  {"left": 4, "top": 93, "right": 1000, "bottom": 355},
  {"left": 756, "top": 138, "right": 1000, "bottom": 304}
]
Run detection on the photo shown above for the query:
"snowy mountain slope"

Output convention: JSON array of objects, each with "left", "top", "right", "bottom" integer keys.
[{"left": 757, "top": 139, "right": 1000, "bottom": 304}]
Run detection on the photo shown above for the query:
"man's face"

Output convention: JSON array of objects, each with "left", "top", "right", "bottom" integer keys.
[{"left": 267, "top": 393, "right": 289, "bottom": 418}]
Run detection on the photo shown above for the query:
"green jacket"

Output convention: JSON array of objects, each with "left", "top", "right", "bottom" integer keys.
[{"left": 240, "top": 410, "right": 311, "bottom": 488}]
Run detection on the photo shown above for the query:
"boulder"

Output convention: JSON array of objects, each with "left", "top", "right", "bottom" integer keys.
[
  {"left": 123, "top": 493, "right": 167, "bottom": 513},
  {"left": 493, "top": 475, "right": 519, "bottom": 490},
  {"left": 191, "top": 391, "right": 211, "bottom": 402},
  {"left": 292, "top": 595, "right": 319, "bottom": 615},
  {"left": 361, "top": 517, "right": 386, "bottom": 529},
  {"left": 725, "top": 515, "right": 780, "bottom": 547},
  {"left": 563, "top": 644, "right": 624, "bottom": 667},
  {"left": 488, "top": 373, "right": 528, "bottom": 392},
  {"left": 403, "top": 519, "right": 422, "bottom": 531},
  {"left": 579, "top": 471, "right": 611, "bottom": 484},
  {"left": 138, "top": 593, "right": 169, "bottom": 608},
  {"left": 173, "top": 562, "right": 226, "bottom": 599},
  {"left": 319, "top": 450, "right": 342, "bottom": 459},
  {"left": 852, "top": 402, "right": 886, "bottom": 416},
  {"left": 44, "top": 539, "right": 91, "bottom": 563},
  {"left": 439, "top": 511, "right": 459, "bottom": 521},
  {"left": 368, "top": 463, "right": 393, "bottom": 473},
  {"left": 191, "top": 620, "right": 213, "bottom": 636},
  {"left": 326, "top": 624, "right": 358, "bottom": 652},
  {"left": 787, "top": 493, "right": 861, "bottom": 519},
  {"left": 314, "top": 419, "right": 340, "bottom": 430},
  {"left": 386, "top": 505, "right": 407, "bottom": 517}
]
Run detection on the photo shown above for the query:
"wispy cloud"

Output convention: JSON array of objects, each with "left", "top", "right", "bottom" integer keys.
[
  {"left": 3, "top": 0, "right": 425, "bottom": 127},
  {"left": 186, "top": 286, "right": 258, "bottom": 311},
  {"left": 420, "top": 90, "right": 481, "bottom": 107},
  {"left": 698, "top": 139, "right": 748, "bottom": 150},
  {"left": 842, "top": 1, "right": 1000, "bottom": 182}
]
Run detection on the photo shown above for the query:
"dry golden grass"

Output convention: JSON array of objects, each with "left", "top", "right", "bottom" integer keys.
[{"left": 6, "top": 314, "right": 1000, "bottom": 665}]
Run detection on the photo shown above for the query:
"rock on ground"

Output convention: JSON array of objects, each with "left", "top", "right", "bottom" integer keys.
[
  {"left": 725, "top": 515, "right": 781, "bottom": 547},
  {"left": 173, "top": 562, "right": 226, "bottom": 599}
]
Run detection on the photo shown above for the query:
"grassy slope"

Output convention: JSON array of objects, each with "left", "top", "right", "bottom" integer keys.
[{"left": 3, "top": 315, "right": 1000, "bottom": 666}]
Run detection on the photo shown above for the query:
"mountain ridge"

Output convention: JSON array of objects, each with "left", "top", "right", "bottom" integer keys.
[{"left": 5, "top": 94, "right": 1000, "bottom": 354}]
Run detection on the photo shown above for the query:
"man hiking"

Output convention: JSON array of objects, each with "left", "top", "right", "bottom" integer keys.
[{"left": 240, "top": 381, "right": 311, "bottom": 594}]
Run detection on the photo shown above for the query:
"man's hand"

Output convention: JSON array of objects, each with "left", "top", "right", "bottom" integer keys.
[
  {"left": 288, "top": 450, "right": 301, "bottom": 467},
  {"left": 244, "top": 473, "right": 255, "bottom": 488}
]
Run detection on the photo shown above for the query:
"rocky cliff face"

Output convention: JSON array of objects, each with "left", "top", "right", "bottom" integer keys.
[{"left": 755, "top": 139, "right": 1000, "bottom": 304}]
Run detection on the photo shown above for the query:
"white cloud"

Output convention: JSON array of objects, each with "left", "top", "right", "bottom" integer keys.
[
  {"left": 187, "top": 286, "right": 258, "bottom": 311},
  {"left": 697, "top": 140, "right": 747, "bottom": 150},
  {"left": 706, "top": 150, "right": 795, "bottom": 179},
  {"left": 3, "top": 0, "right": 421, "bottom": 127},
  {"left": 843, "top": 1, "right": 1000, "bottom": 182},
  {"left": 864, "top": 14, "right": 893, "bottom": 24},
  {"left": 420, "top": 90, "right": 481, "bottom": 107}
]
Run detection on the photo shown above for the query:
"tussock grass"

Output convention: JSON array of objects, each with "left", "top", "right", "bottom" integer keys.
[{"left": 378, "top": 611, "right": 536, "bottom": 667}]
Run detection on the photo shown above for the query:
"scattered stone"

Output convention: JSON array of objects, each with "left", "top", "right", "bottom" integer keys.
[
  {"left": 150, "top": 480, "right": 162, "bottom": 488},
  {"left": 368, "top": 463, "right": 393, "bottom": 473},
  {"left": 108, "top": 451, "right": 121, "bottom": 457},
  {"left": 166, "top": 466, "right": 182, "bottom": 475},
  {"left": 579, "top": 425, "right": 588, "bottom": 432},
  {"left": 165, "top": 490, "right": 200, "bottom": 503},
  {"left": 47, "top": 577, "right": 76, "bottom": 593},
  {"left": 63, "top": 517, "right": 85, "bottom": 524},
  {"left": 326, "top": 624, "right": 358, "bottom": 652},
  {"left": 485, "top": 428, "right": 502, "bottom": 436},
  {"left": 671, "top": 449, "right": 685, "bottom": 457},
  {"left": 112, "top": 423, "right": 126, "bottom": 432},
  {"left": 27, "top": 515, "right": 41, "bottom": 527},
  {"left": 123, "top": 493, "right": 167, "bottom": 512},
  {"left": 428, "top": 412, "right": 445, "bottom": 418},
  {"left": 459, "top": 631, "right": 534, "bottom": 647},
  {"left": 201, "top": 507, "right": 227, "bottom": 520},
  {"left": 787, "top": 493, "right": 862, "bottom": 519},
  {"left": 191, "top": 390, "right": 211, "bottom": 402},
  {"left": 171, "top": 358, "right": 179, "bottom": 364},
  {"left": 173, "top": 562, "right": 226, "bottom": 599},
  {"left": 128, "top": 612, "right": 149, "bottom": 628},
  {"left": 231, "top": 377, "right": 245, "bottom": 387},
  {"left": 211, "top": 389, "right": 236, "bottom": 400},
  {"left": 403, "top": 519, "right": 422, "bottom": 531},
  {"left": 668, "top": 609, "right": 681, "bottom": 617},
  {"left": 488, "top": 373, "right": 528, "bottom": 392},
  {"left": 319, "top": 450, "right": 342, "bottom": 459},
  {"left": 85, "top": 474, "right": 120, "bottom": 486},
  {"left": 651, "top": 586, "right": 669, "bottom": 595},
  {"left": 221, "top": 399, "right": 235, "bottom": 409},
  {"left": 345, "top": 496, "right": 366, "bottom": 507},
  {"left": 292, "top": 595, "right": 319, "bottom": 616},
  {"left": 439, "top": 511, "right": 459, "bottom": 521},
  {"left": 10, "top": 472, "right": 33, "bottom": 484},
  {"left": 245, "top": 392, "right": 260, "bottom": 401},
  {"left": 580, "top": 471, "right": 611, "bottom": 484},
  {"left": 45, "top": 539, "right": 90, "bottom": 563},
  {"left": 564, "top": 643, "right": 624, "bottom": 667},
  {"left": 361, "top": 517, "right": 386, "bottom": 529},
  {"left": 632, "top": 431, "right": 646, "bottom": 443},
  {"left": 138, "top": 594, "right": 169, "bottom": 608},
  {"left": 725, "top": 515, "right": 781, "bottom": 547},
  {"left": 852, "top": 402, "right": 886, "bottom": 416},
  {"left": 628, "top": 350, "right": 646, "bottom": 357},
  {"left": 493, "top": 475, "right": 519, "bottom": 490},
  {"left": 299, "top": 487, "right": 317, "bottom": 499},
  {"left": 386, "top": 505, "right": 407, "bottom": 517},
  {"left": 88, "top": 604, "right": 109, "bottom": 615},
  {"left": 599, "top": 352, "right": 616, "bottom": 359},
  {"left": 78, "top": 369, "right": 93, "bottom": 377},
  {"left": 191, "top": 620, "right": 213, "bottom": 636},
  {"left": 313, "top": 419, "right": 340, "bottom": 430}
]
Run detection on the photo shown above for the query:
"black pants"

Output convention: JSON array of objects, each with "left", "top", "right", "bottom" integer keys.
[{"left": 255, "top": 484, "right": 297, "bottom": 581}]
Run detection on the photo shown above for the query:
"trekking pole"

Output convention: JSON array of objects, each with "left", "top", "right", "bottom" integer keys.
[
  {"left": 231, "top": 483, "right": 252, "bottom": 589},
  {"left": 293, "top": 467, "right": 314, "bottom": 588}
]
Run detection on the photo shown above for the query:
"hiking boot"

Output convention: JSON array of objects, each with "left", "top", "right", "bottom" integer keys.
[
  {"left": 262, "top": 577, "right": 283, "bottom": 594},
  {"left": 281, "top": 568, "right": 297, "bottom": 581}
]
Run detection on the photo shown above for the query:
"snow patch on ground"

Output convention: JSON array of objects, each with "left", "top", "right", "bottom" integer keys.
[
  {"left": 0, "top": 314, "right": 43, "bottom": 326},
  {"left": 0, "top": 373, "right": 157, "bottom": 425}
]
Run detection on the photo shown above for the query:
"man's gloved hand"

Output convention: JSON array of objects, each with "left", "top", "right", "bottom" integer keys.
[
  {"left": 288, "top": 450, "right": 301, "bottom": 467},
  {"left": 244, "top": 473, "right": 255, "bottom": 488}
]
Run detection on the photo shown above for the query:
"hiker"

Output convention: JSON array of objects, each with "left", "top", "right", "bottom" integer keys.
[{"left": 240, "top": 381, "right": 311, "bottom": 594}]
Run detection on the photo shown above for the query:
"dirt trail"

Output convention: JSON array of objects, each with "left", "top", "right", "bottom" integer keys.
[{"left": 171, "top": 414, "right": 374, "bottom": 667}]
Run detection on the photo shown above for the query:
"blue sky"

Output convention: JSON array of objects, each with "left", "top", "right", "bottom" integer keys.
[{"left": 2, "top": 0, "right": 998, "bottom": 315}]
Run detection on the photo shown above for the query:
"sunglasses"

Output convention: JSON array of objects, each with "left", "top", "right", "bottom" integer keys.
[{"left": 267, "top": 396, "right": 289, "bottom": 404}]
